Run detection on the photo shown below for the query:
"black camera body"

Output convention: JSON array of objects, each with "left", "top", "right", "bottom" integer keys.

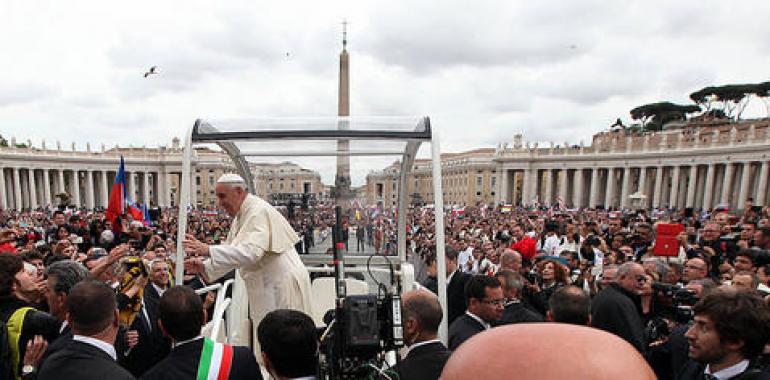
[
  {"left": 652, "top": 282, "right": 698, "bottom": 324},
  {"left": 320, "top": 293, "right": 403, "bottom": 378}
]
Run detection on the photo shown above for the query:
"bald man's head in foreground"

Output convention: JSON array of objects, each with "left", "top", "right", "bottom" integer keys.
[{"left": 441, "top": 323, "right": 655, "bottom": 380}]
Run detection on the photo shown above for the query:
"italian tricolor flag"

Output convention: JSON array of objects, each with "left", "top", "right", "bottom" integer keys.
[{"left": 197, "top": 338, "right": 233, "bottom": 380}]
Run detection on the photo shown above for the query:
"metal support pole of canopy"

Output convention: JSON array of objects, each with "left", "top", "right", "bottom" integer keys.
[
  {"left": 175, "top": 126, "right": 195, "bottom": 283},
  {"left": 431, "top": 131, "right": 448, "bottom": 344}
]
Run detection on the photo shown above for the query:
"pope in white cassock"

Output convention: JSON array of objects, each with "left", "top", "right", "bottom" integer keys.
[{"left": 183, "top": 174, "right": 312, "bottom": 356}]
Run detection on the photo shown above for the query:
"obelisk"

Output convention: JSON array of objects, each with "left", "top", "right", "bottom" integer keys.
[{"left": 334, "top": 20, "right": 352, "bottom": 204}]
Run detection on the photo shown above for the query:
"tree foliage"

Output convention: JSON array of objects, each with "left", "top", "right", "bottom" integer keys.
[
  {"left": 689, "top": 82, "right": 770, "bottom": 119},
  {"left": 629, "top": 102, "right": 701, "bottom": 131}
]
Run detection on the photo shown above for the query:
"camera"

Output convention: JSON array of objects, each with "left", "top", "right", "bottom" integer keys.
[
  {"left": 651, "top": 282, "right": 698, "bottom": 324},
  {"left": 317, "top": 206, "right": 403, "bottom": 379}
]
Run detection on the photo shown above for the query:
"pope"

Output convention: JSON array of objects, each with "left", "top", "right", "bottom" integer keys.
[{"left": 183, "top": 174, "right": 312, "bottom": 355}]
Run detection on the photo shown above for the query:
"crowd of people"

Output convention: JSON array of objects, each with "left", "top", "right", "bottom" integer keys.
[{"left": 2, "top": 191, "right": 770, "bottom": 379}]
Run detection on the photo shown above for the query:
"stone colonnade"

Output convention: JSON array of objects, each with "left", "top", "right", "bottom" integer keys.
[
  {"left": 498, "top": 161, "right": 769, "bottom": 210},
  {"left": 0, "top": 166, "right": 186, "bottom": 210}
]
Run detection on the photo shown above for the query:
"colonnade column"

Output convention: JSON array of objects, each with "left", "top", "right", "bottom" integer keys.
[
  {"left": 669, "top": 166, "right": 681, "bottom": 208},
  {"left": 653, "top": 166, "right": 663, "bottom": 208},
  {"left": 605, "top": 168, "right": 616, "bottom": 208},
  {"left": 28, "top": 169, "right": 38, "bottom": 209},
  {"left": 558, "top": 169, "right": 568, "bottom": 205},
  {"left": 498, "top": 169, "right": 508, "bottom": 204},
  {"left": 86, "top": 170, "right": 95, "bottom": 209},
  {"left": 703, "top": 164, "right": 716, "bottom": 209},
  {"left": 521, "top": 169, "right": 531, "bottom": 206},
  {"left": 721, "top": 163, "right": 734, "bottom": 205},
  {"left": 756, "top": 162, "right": 769, "bottom": 206},
  {"left": 0, "top": 168, "right": 6, "bottom": 209},
  {"left": 620, "top": 167, "right": 630, "bottom": 209},
  {"left": 57, "top": 170, "right": 65, "bottom": 197},
  {"left": 43, "top": 169, "right": 51, "bottom": 207},
  {"left": 71, "top": 170, "right": 81, "bottom": 208},
  {"left": 101, "top": 171, "right": 109, "bottom": 208},
  {"left": 589, "top": 168, "right": 600, "bottom": 208},
  {"left": 143, "top": 172, "right": 151, "bottom": 206},
  {"left": 573, "top": 169, "right": 584, "bottom": 208},
  {"left": 510, "top": 171, "right": 518, "bottom": 205},
  {"left": 544, "top": 169, "right": 553, "bottom": 206},
  {"left": 638, "top": 167, "right": 647, "bottom": 207},
  {"left": 686, "top": 165, "right": 698, "bottom": 208},
  {"left": 13, "top": 168, "right": 22, "bottom": 210},
  {"left": 738, "top": 162, "right": 753, "bottom": 210},
  {"left": 129, "top": 172, "right": 137, "bottom": 203}
]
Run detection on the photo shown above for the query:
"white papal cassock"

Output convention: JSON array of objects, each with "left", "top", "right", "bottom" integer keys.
[{"left": 203, "top": 194, "right": 312, "bottom": 357}]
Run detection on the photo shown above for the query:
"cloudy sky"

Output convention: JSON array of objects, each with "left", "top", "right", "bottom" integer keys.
[{"left": 1, "top": 1, "right": 769, "bottom": 185}]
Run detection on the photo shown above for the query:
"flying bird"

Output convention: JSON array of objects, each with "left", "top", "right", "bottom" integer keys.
[{"left": 143, "top": 66, "right": 158, "bottom": 78}]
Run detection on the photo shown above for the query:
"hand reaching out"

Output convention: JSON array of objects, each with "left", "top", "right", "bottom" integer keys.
[{"left": 183, "top": 234, "right": 210, "bottom": 257}]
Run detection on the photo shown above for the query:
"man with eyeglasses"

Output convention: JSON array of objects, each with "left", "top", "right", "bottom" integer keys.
[
  {"left": 682, "top": 258, "right": 709, "bottom": 284},
  {"left": 448, "top": 275, "right": 504, "bottom": 351},
  {"left": 684, "top": 222, "right": 737, "bottom": 278},
  {"left": 591, "top": 262, "right": 647, "bottom": 353}
]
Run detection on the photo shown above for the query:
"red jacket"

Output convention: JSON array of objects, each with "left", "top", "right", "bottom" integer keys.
[{"left": 511, "top": 236, "right": 537, "bottom": 260}]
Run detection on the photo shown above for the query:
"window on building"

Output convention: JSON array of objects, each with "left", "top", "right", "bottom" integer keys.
[
  {"left": 477, "top": 176, "right": 482, "bottom": 187},
  {"left": 209, "top": 176, "right": 214, "bottom": 186},
  {"left": 377, "top": 183, "right": 384, "bottom": 197},
  {"left": 196, "top": 177, "right": 201, "bottom": 186},
  {"left": 280, "top": 183, "right": 284, "bottom": 190},
  {"left": 491, "top": 177, "right": 496, "bottom": 187}
]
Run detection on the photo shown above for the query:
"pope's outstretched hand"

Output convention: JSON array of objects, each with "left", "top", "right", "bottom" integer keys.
[{"left": 183, "top": 234, "right": 210, "bottom": 257}]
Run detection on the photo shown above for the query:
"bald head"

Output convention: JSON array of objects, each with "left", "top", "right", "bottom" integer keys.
[
  {"left": 441, "top": 324, "right": 655, "bottom": 380},
  {"left": 402, "top": 290, "right": 442, "bottom": 345}
]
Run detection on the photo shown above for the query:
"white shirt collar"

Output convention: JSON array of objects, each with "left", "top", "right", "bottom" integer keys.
[
  {"left": 173, "top": 335, "right": 203, "bottom": 349},
  {"left": 465, "top": 311, "right": 491, "bottom": 330},
  {"left": 59, "top": 320, "right": 68, "bottom": 334},
  {"left": 705, "top": 359, "right": 750, "bottom": 380},
  {"left": 407, "top": 338, "right": 442, "bottom": 355},
  {"left": 152, "top": 282, "right": 166, "bottom": 297},
  {"left": 72, "top": 335, "right": 117, "bottom": 361}
]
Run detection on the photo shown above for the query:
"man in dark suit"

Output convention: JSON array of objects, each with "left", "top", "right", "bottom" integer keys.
[
  {"left": 495, "top": 269, "right": 543, "bottom": 325},
  {"left": 142, "top": 286, "right": 262, "bottom": 380},
  {"left": 39, "top": 260, "right": 91, "bottom": 366},
  {"left": 257, "top": 309, "right": 318, "bottom": 379},
  {"left": 395, "top": 290, "right": 451, "bottom": 380},
  {"left": 547, "top": 285, "right": 591, "bottom": 326},
  {"left": 677, "top": 288, "right": 770, "bottom": 380},
  {"left": 38, "top": 280, "right": 135, "bottom": 380},
  {"left": 448, "top": 275, "right": 504, "bottom": 350},
  {"left": 121, "top": 259, "right": 171, "bottom": 376},
  {"left": 445, "top": 247, "right": 472, "bottom": 325}
]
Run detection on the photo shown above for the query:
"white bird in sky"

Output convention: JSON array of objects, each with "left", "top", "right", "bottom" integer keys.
[{"left": 143, "top": 66, "right": 158, "bottom": 78}]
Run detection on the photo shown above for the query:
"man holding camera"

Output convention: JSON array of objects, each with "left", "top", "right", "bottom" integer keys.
[{"left": 678, "top": 288, "right": 770, "bottom": 379}]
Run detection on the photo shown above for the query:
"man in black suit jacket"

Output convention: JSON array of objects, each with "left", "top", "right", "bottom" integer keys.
[
  {"left": 33, "top": 260, "right": 91, "bottom": 373},
  {"left": 142, "top": 286, "right": 262, "bottom": 380},
  {"left": 495, "top": 269, "right": 543, "bottom": 325},
  {"left": 395, "top": 290, "right": 451, "bottom": 380},
  {"left": 38, "top": 280, "right": 135, "bottom": 380},
  {"left": 122, "top": 260, "right": 171, "bottom": 377},
  {"left": 448, "top": 275, "right": 504, "bottom": 350},
  {"left": 677, "top": 288, "right": 770, "bottom": 380},
  {"left": 444, "top": 247, "right": 472, "bottom": 325},
  {"left": 257, "top": 309, "right": 318, "bottom": 379}
]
